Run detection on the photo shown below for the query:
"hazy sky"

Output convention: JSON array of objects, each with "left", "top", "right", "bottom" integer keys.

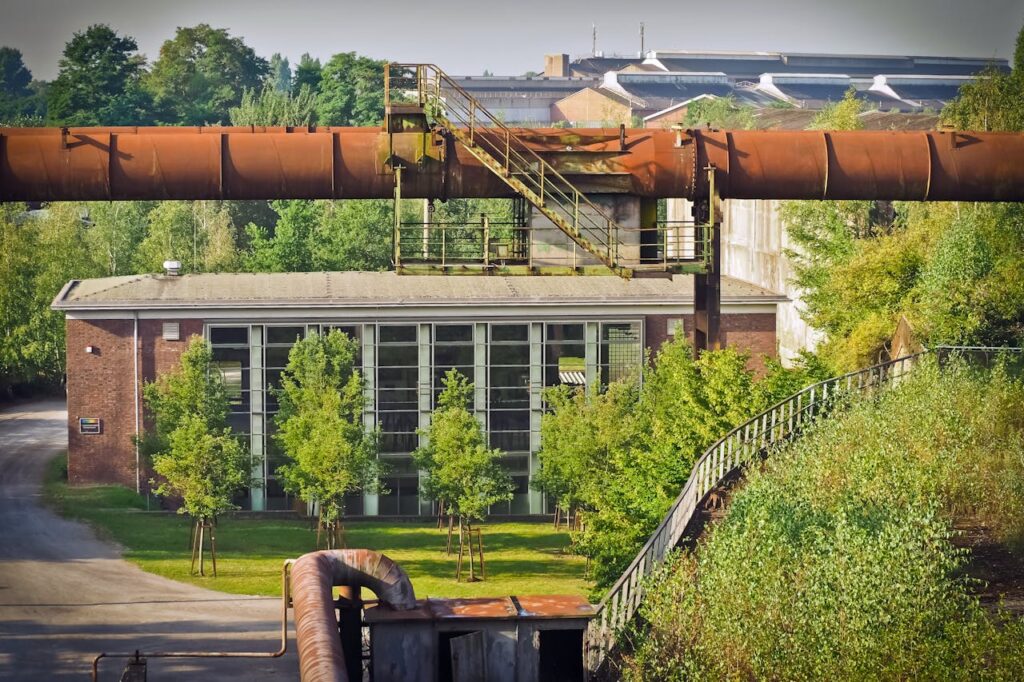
[{"left": 2, "top": 0, "right": 1022, "bottom": 80}]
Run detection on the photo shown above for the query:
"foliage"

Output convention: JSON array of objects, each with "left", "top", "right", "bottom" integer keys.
[
  {"left": 0, "top": 46, "right": 42, "bottom": 121},
  {"left": 684, "top": 95, "right": 754, "bottom": 130},
  {"left": 628, "top": 359, "right": 1024, "bottom": 680},
  {"left": 273, "top": 330, "right": 379, "bottom": 534},
  {"left": 414, "top": 370, "right": 514, "bottom": 525},
  {"left": 808, "top": 86, "right": 865, "bottom": 130},
  {"left": 267, "top": 53, "right": 291, "bottom": 93},
  {"left": 133, "top": 201, "right": 240, "bottom": 274},
  {"left": 292, "top": 53, "right": 323, "bottom": 95},
  {"left": 229, "top": 84, "right": 317, "bottom": 127},
  {"left": 0, "top": 204, "right": 104, "bottom": 395},
  {"left": 535, "top": 335, "right": 814, "bottom": 588},
  {"left": 143, "top": 336, "right": 251, "bottom": 519},
  {"left": 46, "top": 25, "right": 152, "bottom": 126},
  {"left": 316, "top": 52, "right": 386, "bottom": 127},
  {"left": 146, "top": 24, "right": 268, "bottom": 125}
]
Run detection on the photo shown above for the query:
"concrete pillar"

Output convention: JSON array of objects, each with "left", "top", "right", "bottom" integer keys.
[
  {"left": 418, "top": 323, "right": 433, "bottom": 516},
  {"left": 529, "top": 195, "right": 641, "bottom": 270},
  {"left": 249, "top": 325, "right": 265, "bottom": 511},
  {"left": 528, "top": 322, "right": 544, "bottom": 514},
  {"left": 362, "top": 324, "right": 379, "bottom": 516}
]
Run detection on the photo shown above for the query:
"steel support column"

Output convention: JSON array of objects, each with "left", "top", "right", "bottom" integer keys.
[{"left": 693, "top": 168, "right": 722, "bottom": 353}]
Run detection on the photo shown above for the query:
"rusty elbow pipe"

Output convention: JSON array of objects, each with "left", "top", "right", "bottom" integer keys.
[{"left": 290, "top": 549, "right": 416, "bottom": 682}]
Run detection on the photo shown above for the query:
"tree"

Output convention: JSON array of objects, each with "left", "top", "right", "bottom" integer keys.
[
  {"left": 292, "top": 53, "right": 322, "bottom": 95},
  {"left": 414, "top": 369, "right": 513, "bottom": 580},
  {"left": 143, "top": 336, "right": 252, "bottom": 576},
  {"left": 316, "top": 52, "right": 386, "bottom": 127},
  {"left": 83, "top": 201, "right": 155, "bottom": 276},
  {"left": 46, "top": 25, "right": 152, "bottom": 125},
  {"left": 274, "top": 330, "right": 379, "bottom": 548},
  {"left": 0, "top": 46, "right": 35, "bottom": 121},
  {"left": 146, "top": 24, "right": 268, "bottom": 125},
  {"left": 229, "top": 84, "right": 317, "bottom": 127},
  {"left": 134, "top": 201, "right": 240, "bottom": 274},
  {"left": 268, "top": 53, "right": 291, "bottom": 93}
]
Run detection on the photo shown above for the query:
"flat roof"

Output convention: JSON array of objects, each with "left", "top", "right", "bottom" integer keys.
[{"left": 52, "top": 271, "right": 785, "bottom": 311}]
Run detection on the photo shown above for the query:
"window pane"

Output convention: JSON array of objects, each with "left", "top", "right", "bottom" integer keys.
[
  {"left": 210, "top": 326, "right": 248, "bottom": 345},
  {"left": 378, "top": 345, "right": 418, "bottom": 367},
  {"left": 546, "top": 324, "right": 585, "bottom": 342},
  {"left": 265, "top": 346, "right": 292, "bottom": 369},
  {"left": 267, "top": 326, "right": 305, "bottom": 344},
  {"left": 435, "top": 325, "right": 473, "bottom": 343},
  {"left": 601, "top": 322, "right": 642, "bottom": 384},
  {"left": 379, "top": 325, "right": 417, "bottom": 344},
  {"left": 491, "top": 324, "right": 528, "bottom": 342}
]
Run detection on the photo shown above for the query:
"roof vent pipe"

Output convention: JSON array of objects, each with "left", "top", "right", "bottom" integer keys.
[{"left": 162, "top": 260, "right": 181, "bottom": 276}]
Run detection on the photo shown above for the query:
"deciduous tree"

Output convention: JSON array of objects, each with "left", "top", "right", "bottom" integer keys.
[{"left": 274, "top": 330, "right": 379, "bottom": 548}]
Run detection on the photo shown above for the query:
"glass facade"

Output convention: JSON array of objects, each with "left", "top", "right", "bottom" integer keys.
[{"left": 207, "top": 318, "right": 643, "bottom": 515}]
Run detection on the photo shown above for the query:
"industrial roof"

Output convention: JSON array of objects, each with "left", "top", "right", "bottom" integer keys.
[
  {"left": 749, "top": 108, "right": 940, "bottom": 131},
  {"left": 52, "top": 271, "right": 785, "bottom": 311}
]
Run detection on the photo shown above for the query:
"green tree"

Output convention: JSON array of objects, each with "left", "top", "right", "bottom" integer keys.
[
  {"left": 46, "top": 25, "right": 152, "bottom": 125},
  {"left": 143, "top": 336, "right": 251, "bottom": 575},
  {"left": 229, "top": 84, "right": 317, "bottom": 127},
  {"left": 83, "top": 201, "right": 155, "bottom": 276},
  {"left": 274, "top": 330, "right": 379, "bottom": 548},
  {"left": 134, "top": 201, "right": 240, "bottom": 274},
  {"left": 268, "top": 53, "right": 291, "bottom": 93},
  {"left": 316, "top": 52, "right": 386, "bottom": 126},
  {"left": 0, "top": 46, "right": 36, "bottom": 121},
  {"left": 146, "top": 24, "right": 268, "bottom": 125},
  {"left": 292, "top": 53, "right": 322, "bottom": 95},
  {"left": 414, "top": 369, "right": 513, "bottom": 578},
  {"left": 0, "top": 205, "right": 40, "bottom": 396}
]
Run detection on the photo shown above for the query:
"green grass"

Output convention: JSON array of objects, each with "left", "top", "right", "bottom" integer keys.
[{"left": 43, "top": 455, "right": 591, "bottom": 599}]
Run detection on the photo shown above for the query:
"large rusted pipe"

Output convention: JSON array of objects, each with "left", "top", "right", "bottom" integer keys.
[
  {"left": 290, "top": 549, "right": 416, "bottom": 682},
  {"left": 2, "top": 126, "right": 1023, "bottom": 202}
]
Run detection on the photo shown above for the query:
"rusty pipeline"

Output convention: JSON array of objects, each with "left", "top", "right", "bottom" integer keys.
[
  {"left": 2, "top": 126, "right": 1023, "bottom": 203},
  {"left": 90, "top": 559, "right": 293, "bottom": 681},
  {"left": 291, "top": 549, "right": 417, "bottom": 682}
]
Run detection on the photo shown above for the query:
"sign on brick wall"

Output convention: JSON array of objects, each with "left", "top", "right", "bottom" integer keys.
[{"left": 79, "top": 417, "right": 102, "bottom": 435}]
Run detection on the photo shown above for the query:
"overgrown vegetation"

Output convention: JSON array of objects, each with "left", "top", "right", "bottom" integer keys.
[
  {"left": 784, "top": 29, "right": 1024, "bottom": 372},
  {"left": 627, "top": 358, "right": 1024, "bottom": 680},
  {"left": 534, "top": 334, "right": 816, "bottom": 589}
]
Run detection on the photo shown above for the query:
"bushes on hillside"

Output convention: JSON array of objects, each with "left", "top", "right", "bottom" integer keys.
[{"left": 627, "top": 358, "right": 1024, "bottom": 680}]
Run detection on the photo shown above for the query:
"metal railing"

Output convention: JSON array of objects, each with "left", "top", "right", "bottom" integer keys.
[
  {"left": 386, "top": 63, "right": 627, "bottom": 273},
  {"left": 584, "top": 348, "right": 947, "bottom": 674}
]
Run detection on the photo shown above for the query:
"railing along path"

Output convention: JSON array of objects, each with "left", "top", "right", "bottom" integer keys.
[{"left": 584, "top": 348, "right": 952, "bottom": 673}]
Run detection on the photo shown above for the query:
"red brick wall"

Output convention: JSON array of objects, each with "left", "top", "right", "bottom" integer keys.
[
  {"left": 65, "top": 318, "right": 202, "bottom": 487},
  {"left": 644, "top": 312, "right": 777, "bottom": 373}
]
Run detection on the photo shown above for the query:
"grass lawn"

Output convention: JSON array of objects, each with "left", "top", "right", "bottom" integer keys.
[{"left": 43, "top": 455, "right": 592, "bottom": 600}]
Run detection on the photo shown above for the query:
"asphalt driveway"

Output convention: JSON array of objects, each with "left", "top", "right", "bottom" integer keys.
[{"left": 0, "top": 400, "right": 297, "bottom": 680}]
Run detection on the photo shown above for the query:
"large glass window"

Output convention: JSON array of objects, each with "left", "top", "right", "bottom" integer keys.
[
  {"left": 600, "top": 322, "right": 642, "bottom": 385},
  {"left": 544, "top": 323, "right": 586, "bottom": 388},
  {"left": 377, "top": 325, "right": 419, "bottom": 454},
  {"left": 489, "top": 324, "right": 530, "bottom": 453},
  {"left": 209, "top": 326, "right": 251, "bottom": 437},
  {"left": 264, "top": 325, "right": 307, "bottom": 511},
  {"left": 378, "top": 456, "right": 420, "bottom": 516},
  {"left": 433, "top": 324, "right": 474, "bottom": 406}
]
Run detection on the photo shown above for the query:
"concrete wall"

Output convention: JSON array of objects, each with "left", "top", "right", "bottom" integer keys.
[
  {"left": 668, "top": 197, "right": 823, "bottom": 365},
  {"left": 529, "top": 195, "right": 642, "bottom": 268}
]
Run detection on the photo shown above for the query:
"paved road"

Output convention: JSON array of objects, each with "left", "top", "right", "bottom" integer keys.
[{"left": 0, "top": 401, "right": 297, "bottom": 680}]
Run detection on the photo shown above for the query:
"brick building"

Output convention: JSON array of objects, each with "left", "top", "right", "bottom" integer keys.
[{"left": 54, "top": 271, "right": 783, "bottom": 516}]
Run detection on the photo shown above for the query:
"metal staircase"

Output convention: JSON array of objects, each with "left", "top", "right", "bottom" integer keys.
[{"left": 385, "top": 63, "right": 632, "bottom": 277}]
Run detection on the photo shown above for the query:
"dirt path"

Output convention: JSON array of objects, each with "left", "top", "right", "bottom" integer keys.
[
  {"left": 0, "top": 401, "right": 297, "bottom": 680},
  {"left": 954, "top": 520, "right": 1024, "bottom": 619}
]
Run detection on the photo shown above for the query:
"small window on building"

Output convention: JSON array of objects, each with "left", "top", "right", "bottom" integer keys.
[
  {"left": 162, "top": 322, "right": 180, "bottom": 341},
  {"left": 666, "top": 318, "right": 685, "bottom": 337}
]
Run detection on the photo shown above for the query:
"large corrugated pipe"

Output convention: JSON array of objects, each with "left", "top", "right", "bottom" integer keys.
[{"left": 290, "top": 549, "right": 417, "bottom": 682}]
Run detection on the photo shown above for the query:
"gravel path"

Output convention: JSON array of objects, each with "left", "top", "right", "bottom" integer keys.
[{"left": 0, "top": 400, "right": 297, "bottom": 680}]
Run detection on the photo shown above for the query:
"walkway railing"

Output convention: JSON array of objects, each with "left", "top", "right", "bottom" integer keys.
[{"left": 584, "top": 346, "right": 1020, "bottom": 674}]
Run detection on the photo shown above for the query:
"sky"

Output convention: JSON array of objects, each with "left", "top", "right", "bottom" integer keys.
[{"left": 2, "top": 0, "right": 1022, "bottom": 80}]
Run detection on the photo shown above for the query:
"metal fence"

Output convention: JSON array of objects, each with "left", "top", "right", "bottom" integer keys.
[{"left": 583, "top": 345, "right": 1021, "bottom": 674}]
